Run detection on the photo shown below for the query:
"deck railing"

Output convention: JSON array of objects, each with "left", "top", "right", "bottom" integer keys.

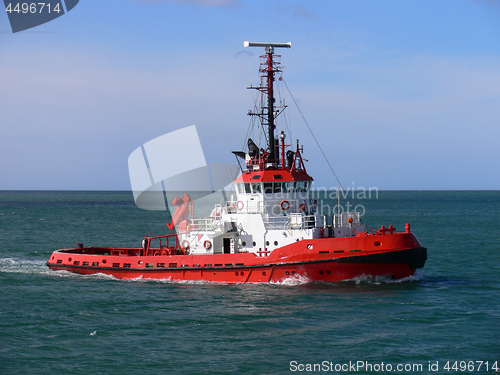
[
  {"left": 333, "top": 212, "right": 362, "bottom": 227},
  {"left": 143, "top": 233, "right": 185, "bottom": 256}
]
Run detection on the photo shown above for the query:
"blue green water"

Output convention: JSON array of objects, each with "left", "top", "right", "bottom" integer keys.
[{"left": 1, "top": 191, "right": 499, "bottom": 374}]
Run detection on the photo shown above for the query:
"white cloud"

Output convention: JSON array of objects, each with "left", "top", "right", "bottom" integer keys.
[{"left": 275, "top": 2, "right": 321, "bottom": 20}]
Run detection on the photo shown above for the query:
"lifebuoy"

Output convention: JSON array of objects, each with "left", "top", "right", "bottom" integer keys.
[
  {"left": 236, "top": 201, "right": 244, "bottom": 210},
  {"left": 181, "top": 240, "right": 190, "bottom": 249},
  {"left": 204, "top": 240, "right": 212, "bottom": 250},
  {"left": 280, "top": 200, "right": 290, "bottom": 210}
]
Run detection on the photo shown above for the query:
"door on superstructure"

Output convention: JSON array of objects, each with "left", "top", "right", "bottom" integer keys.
[{"left": 223, "top": 238, "right": 231, "bottom": 254}]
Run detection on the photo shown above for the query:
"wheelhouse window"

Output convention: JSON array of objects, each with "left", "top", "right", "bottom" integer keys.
[
  {"left": 244, "top": 183, "right": 251, "bottom": 193},
  {"left": 264, "top": 183, "right": 273, "bottom": 194},
  {"left": 262, "top": 181, "right": 311, "bottom": 194},
  {"left": 264, "top": 182, "right": 283, "bottom": 194},
  {"left": 284, "top": 182, "right": 293, "bottom": 193},
  {"left": 295, "top": 181, "right": 310, "bottom": 192},
  {"left": 251, "top": 183, "right": 262, "bottom": 194}
]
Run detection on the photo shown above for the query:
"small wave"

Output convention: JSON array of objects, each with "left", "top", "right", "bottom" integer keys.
[
  {"left": 0, "top": 257, "right": 119, "bottom": 281},
  {"left": 0, "top": 257, "right": 49, "bottom": 275},
  {"left": 271, "top": 273, "right": 311, "bottom": 286},
  {"left": 96, "top": 274, "right": 224, "bottom": 286},
  {"left": 347, "top": 270, "right": 425, "bottom": 285}
]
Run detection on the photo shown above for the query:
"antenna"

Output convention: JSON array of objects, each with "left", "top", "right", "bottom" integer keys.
[
  {"left": 244, "top": 41, "right": 291, "bottom": 164},
  {"left": 244, "top": 41, "right": 291, "bottom": 53}
]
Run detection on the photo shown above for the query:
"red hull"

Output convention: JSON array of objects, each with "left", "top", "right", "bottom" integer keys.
[{"left": 46, "top": 232, "right": 427, "bottom": 284}]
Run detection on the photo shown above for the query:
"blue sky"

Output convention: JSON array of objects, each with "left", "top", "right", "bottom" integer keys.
[{"left": 1, "top": 0, "right": 499, "bottom": 190}]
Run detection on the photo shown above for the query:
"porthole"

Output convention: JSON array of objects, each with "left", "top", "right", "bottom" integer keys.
[
  {"left": 285, "top": 271, "right": 290, "bottom": 276},
  {"left": 242, "top": 241, "right": 247, "bottom": 246},
  {"left": 252, "top": 241, "right": 256, "bottom": 246},
  {"left": 102, "top": 259, "right": 107, "bottom": 264},
  {"left": 307, "top": 244, "right": 313, "bottom": 249},
  {"left": 319, "top": 270, "right": 324, "bottom": 275},
  {"left": 374, "top": 241, "right": 381, "bottom": 246},
  {"left": 262, "top": 271, "right": 266, "bottom": 276},
  {"left": 274, "top": 241, "right": 278, "bottom": 246},
  {"left": 266, "top": 241, "right": 270, "bottom": 246}
]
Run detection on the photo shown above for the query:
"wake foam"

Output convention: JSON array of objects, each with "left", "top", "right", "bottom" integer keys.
[
  {"left": 0, "top": 257, "right": 49, "bottom": 276},
  {"left": 0, "top": 257, "right": 121, "bottom": 281},
  {"left": 271, "top": 273, "right": 311, "bottom": 286},
  {"left": 347, "top": 270, "right": 425, "bottom": 285}
]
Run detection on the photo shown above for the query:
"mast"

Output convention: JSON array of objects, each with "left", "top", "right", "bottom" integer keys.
[{"left": 244, "top": 41, "right": 291, "bottom": 165}]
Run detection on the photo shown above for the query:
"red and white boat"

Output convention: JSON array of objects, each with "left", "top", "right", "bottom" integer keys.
[{"left": 46, "top": 42, "right": 427, "bottom": 283}]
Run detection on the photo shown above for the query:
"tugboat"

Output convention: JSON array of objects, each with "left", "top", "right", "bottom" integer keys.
[{"left": 46, "top": 42, "right": 427, "bottom": 283}]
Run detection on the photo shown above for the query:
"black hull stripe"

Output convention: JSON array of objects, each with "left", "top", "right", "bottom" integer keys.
[{"left": 336, "top": 247, "right": 427, "bottom": 269}]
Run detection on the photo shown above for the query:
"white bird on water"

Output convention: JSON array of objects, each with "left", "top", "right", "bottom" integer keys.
[{"left": 90, "top": 330, "right": 97, "bottom": 336}]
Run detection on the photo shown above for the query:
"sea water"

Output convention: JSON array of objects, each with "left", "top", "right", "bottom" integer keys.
[{"left": 1, "top": 191, "right": 499, "bottom": 374}]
